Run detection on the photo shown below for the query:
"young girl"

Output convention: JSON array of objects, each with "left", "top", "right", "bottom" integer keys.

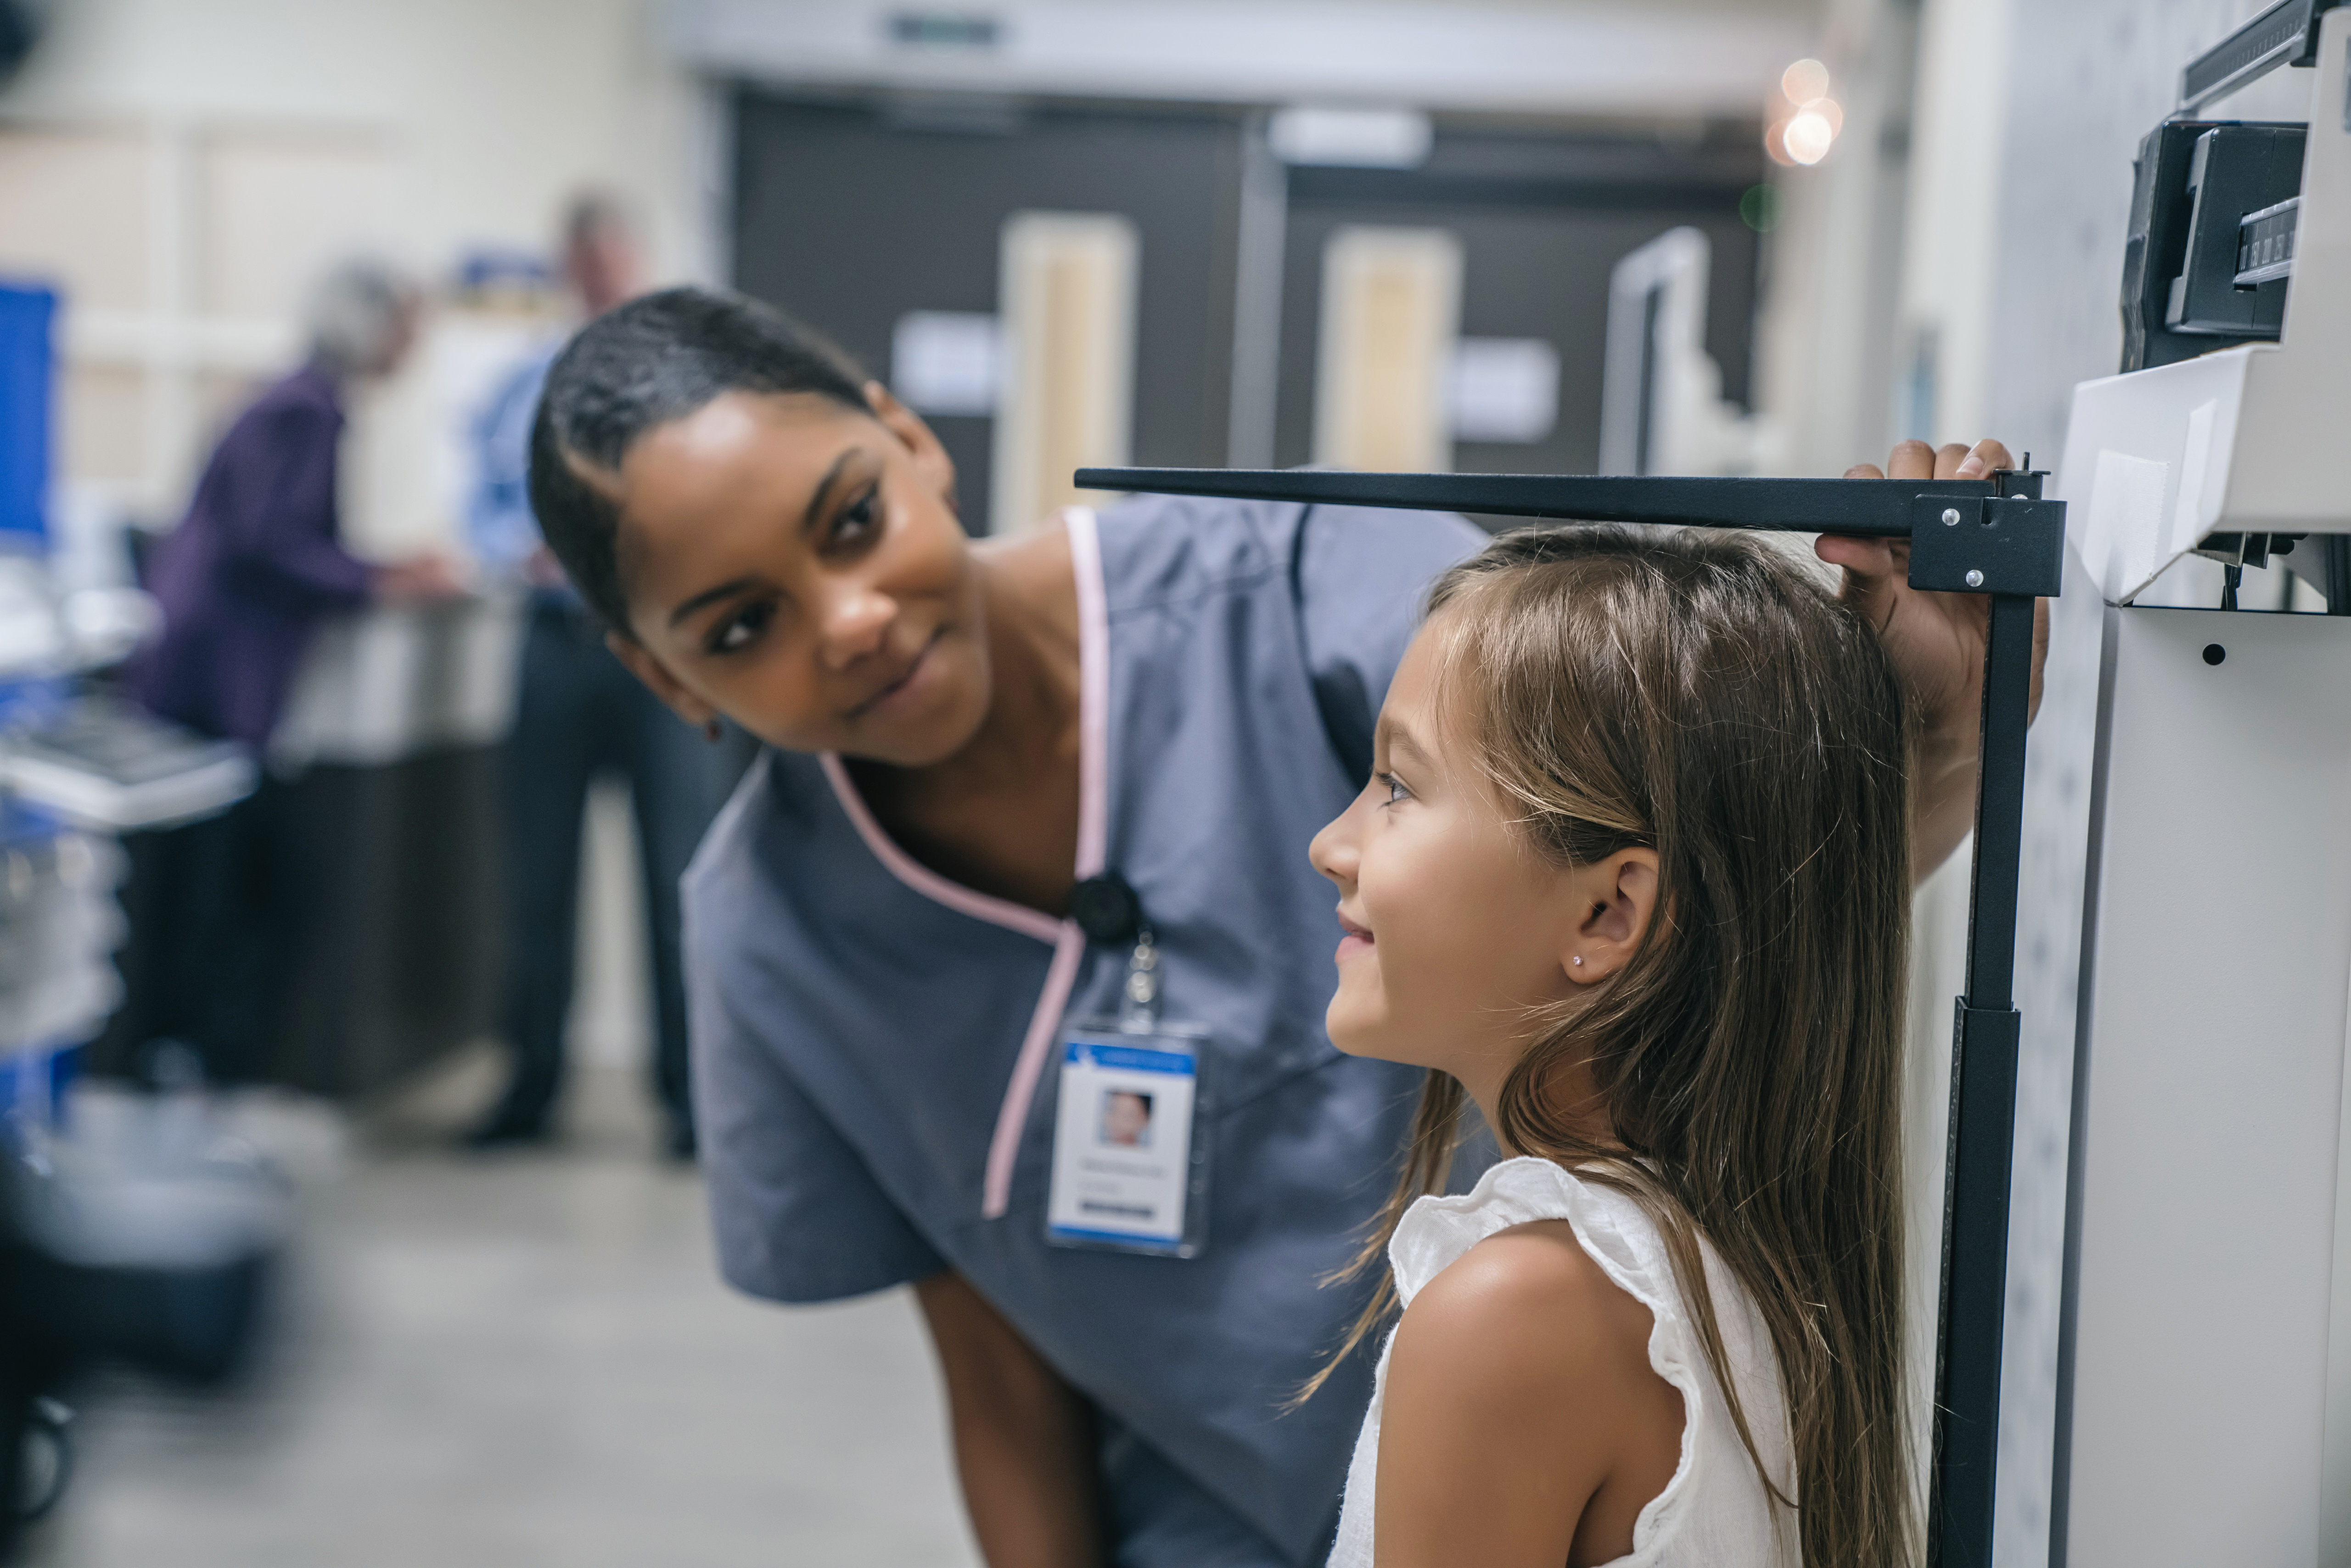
[{"left": 1308, "top": 526, "right": 1914, "bottom": 1568}]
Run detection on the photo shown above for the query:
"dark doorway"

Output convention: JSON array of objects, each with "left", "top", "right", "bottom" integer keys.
[
  {"left": 1273, "top": 123, "right": 1766, "bottom": 480},
  {"left": 730, "top": 91, "right": 1767, "bottom": 531},
  {"left": 732, "top": 91, "right": 1246, "bottom": 534}
]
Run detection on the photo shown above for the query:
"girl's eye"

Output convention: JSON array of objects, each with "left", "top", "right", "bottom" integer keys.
[
  {"left": 1377, "top": 772, "right": 1412, "bottom": 806},
  {"left": 708, "top": 600, "right": 774, "bottom": 655}
]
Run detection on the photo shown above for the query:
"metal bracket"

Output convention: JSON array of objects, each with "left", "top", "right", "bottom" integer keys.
[{"left": 1908, "top": 495, "right": 2067, "bottom": 598}]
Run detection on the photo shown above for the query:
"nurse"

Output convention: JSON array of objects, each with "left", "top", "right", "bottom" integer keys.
[{"left": 527, "top": 287, "right": 2026, "bottom": 1567}]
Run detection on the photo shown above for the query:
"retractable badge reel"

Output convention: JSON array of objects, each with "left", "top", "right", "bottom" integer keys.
[{"left": 1045, "top": 874, "right": 1212, "bottom": 1258}]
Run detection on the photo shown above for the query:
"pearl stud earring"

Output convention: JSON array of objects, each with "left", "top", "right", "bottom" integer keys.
[{"left": 1571, "top": 956, "right": 1583, "bottom": 967}]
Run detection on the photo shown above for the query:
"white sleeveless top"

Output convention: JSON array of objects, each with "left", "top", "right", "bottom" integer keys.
[{"left": 1326, "top": 1157, "right": 1799, "bottom": 1568}]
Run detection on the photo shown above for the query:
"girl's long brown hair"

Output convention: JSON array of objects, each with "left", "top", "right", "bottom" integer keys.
[{"left": 1312, "top": 526, "right": 1916, "bottom": 1568}]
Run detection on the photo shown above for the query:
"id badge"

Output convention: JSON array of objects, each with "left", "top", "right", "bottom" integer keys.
[{"left": 1045, "top": 1022, "right": 1210, "bottom": 1257}]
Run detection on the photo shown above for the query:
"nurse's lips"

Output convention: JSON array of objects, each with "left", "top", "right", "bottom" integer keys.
[
  {"left": 1335, "top": 911, "right": 1374, "bottom": 965},
  {"left": 847, "top": 627, "right": 944, "bottom": 718}
]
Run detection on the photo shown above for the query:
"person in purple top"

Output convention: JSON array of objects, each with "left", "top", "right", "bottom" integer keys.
[
  {"left": 128, "top": 257, "right": 460, "bottom": 1082},
  {"left": 134, "top": 258, "right": 460, "bottom": 744}
]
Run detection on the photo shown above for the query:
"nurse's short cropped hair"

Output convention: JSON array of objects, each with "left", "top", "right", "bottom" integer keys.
[{"left": 529, "top": 287, "right": 872, "bottom": 634}]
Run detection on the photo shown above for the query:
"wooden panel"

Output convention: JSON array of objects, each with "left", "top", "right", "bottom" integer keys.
[
  {"left": 196, "top": 127, "right": 399, "bottom": 319},
  {"left": 990, "top": 211, "right": 1138, "bottom": 534},
  {"left": 0, "top": 126, "right": 151, "bottom": 311},
  {"left": 1312, "top": 226, "right": 1460, "bottom": 472},
  {"left": 59, "top": 364, "right": 148, "bottom": 485}
]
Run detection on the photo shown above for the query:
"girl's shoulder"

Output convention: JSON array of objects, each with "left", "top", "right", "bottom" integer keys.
[
  {"left": 1369, "top": 1158, "right": 1797, "bottom": 1568},
  {"left": 1375, "top": 1162, "right": 1692, "bottom": 1565},
  {"left": 1387, "top": 1157, "right": 1681, "bottom": 1428},
  {"left": 1389, "top": 1155, "right": 1678, "bottom": 1315},
  {"left": 1391, "top": 1213, "right": 1657, "bottom": 1395}
]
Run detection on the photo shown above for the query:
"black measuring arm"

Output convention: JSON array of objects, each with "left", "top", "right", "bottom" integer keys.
[
  {"left": 1074, "top": 465, "right": 2066, "bottom": 598},
  {"left": 1076, "top": 462, "right": 2064, "bottom": 1568},
  {"left": 2180, "top": 0, "right": 2344, "bottom": 108}
]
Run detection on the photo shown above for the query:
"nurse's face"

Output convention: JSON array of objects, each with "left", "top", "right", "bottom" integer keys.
[
  {"left": 606, "top": 388, "right": 992, "bottom": 767},
  {"left": 1306, "top": 617, "right": 1655, "bottom": 1112}
]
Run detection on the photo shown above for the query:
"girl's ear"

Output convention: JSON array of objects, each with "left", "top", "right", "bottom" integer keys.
[
  {"left": 864, "top": 381, "right": 959, "bottom": 509},
  {"left": 607, "top": 631, "right": 719, "bottom": 730},
  {"left": 1562, "top": 848, "right": 1659, "bottom": 986}
]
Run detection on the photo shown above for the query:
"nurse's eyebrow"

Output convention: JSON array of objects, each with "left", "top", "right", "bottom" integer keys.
[
  {"left": 801, "top": 448, "right": 863, "bottom": 536},
  {"left": 668, "top": 576, "right": 757, "bottom": 628},
  {"left": 664, "top": 448, "right": 866, "bottom": 629}
]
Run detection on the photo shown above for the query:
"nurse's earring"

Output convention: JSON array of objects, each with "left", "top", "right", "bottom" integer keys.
[{"left": 1571, "top": 955, "right": 1583, "bottom": 968}]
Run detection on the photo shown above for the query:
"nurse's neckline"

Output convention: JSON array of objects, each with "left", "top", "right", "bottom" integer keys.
[{"left": 842, "top": 515, "right": 1088, "bottom": 920}]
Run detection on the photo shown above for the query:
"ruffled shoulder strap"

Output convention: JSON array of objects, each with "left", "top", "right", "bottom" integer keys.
[{"left": 1386, "top": 1156, "right": 1679, "bottom": 1324}]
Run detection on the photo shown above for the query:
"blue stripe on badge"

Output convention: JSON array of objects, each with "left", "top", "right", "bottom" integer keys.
[
  {"left": 1064, "top": 1037, "right": 1196, "bottom": 1075},
  {"left": 1046, "top": 1224, "right": 1185, "bottom": 1249}
]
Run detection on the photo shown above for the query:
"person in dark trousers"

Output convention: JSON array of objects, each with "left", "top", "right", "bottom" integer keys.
[
  {"left": 129, "top": 257, "right": 462, "bottom": 1084},
  {"left": 464, "top": 196, "right": 731, "bottom": 1159}
]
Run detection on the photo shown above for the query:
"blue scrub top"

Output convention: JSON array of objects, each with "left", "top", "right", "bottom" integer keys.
[{"left": 683, "top": 495, "right": 1485, "bottom": 1564}]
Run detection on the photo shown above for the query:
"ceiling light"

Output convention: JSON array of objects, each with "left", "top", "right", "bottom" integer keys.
[
  {"left": 1784, "top": 109, "right": 1835, "bottom": 165},
  {"left": 1781, "top": 57, "right": 1830, "bottom": 106}
]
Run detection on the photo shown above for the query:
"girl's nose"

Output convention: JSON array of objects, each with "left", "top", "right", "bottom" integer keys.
[{"left": 1309, "top": 804, "right": 1360, "bottom": 889}]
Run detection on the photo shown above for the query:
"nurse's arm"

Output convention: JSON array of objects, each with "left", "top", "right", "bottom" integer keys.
[
  {"left": 1818, "top": 438, "right": 2053, "bottom": 885},
  {"left": 914, "top": 1269, "right": 1103, "bottom": 1568}
]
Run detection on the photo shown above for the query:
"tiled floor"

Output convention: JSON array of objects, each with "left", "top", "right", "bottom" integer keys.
[{"left": 22, "top": 1050, "right": 981, "bottom": 1568}]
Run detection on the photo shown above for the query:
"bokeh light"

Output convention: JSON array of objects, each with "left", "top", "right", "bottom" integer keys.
[
  {"left": 1781, "top": 57, "right": 1830, "bottom": 106},
  {"left": 1768, "top": 56, "right": 1841, "bottom": 166},
  {"left": 1784, "top": 109, "right": 1835, "bottom": 165}
]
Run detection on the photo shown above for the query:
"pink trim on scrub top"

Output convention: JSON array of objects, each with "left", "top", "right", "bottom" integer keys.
[{"left": 819, "top": 506, "right": 1109, "bottom": 1221}]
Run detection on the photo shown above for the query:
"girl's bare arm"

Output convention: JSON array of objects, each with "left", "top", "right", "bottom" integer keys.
[{"left": 1371, "top": 1222, "right": 1683, "bottom": 1568}]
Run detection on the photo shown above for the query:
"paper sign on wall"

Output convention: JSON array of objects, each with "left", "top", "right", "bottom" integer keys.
[{"left": 891, "top": 311, "right": 1001, "bottom": 417}]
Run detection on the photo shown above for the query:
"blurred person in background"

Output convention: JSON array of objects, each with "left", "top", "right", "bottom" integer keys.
[
  {"left": 463, "top": 194, "right": 729, "bottom": 1159},
  {"left": 128, "top": 256, "right": 464, "bottom": 1085}
]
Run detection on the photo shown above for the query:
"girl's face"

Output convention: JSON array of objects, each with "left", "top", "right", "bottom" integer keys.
[
  {"left": 1307, "top": 616, "right": 1657, "bottom": 1110},
  {"left": 605, "top": 387, "right": 992, "bottom": 767}
]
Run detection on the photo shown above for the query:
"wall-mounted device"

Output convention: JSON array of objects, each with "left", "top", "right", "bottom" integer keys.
[
  {"left": 2055, "top": 3, "right": 2351, "bottom": 1563},
  {"left": 2122, "top": 120, "right": 2306, "bottom": 370}
]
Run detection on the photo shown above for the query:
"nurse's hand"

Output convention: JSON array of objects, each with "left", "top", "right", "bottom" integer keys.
[{"left": 1818, "top": 438, "right": 2052, "bottom": 882}]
